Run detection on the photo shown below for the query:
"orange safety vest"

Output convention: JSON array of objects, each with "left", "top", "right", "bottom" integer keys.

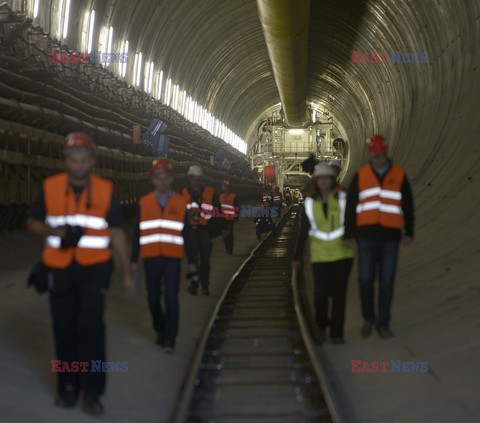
[
  {"left": 273, "top": 192, "right": 282, "bottom": 204},
  {"left": 219, "top": 192, "right": 237, "bottom": 220},
  {"left": 182, "top": 186, "right": 215, "bottom": 226},
  {"left": 42, "top": 172, "right": 112, "bottom": 269},
  {"left": 356, "top": 163, "right": 405, "bottom": 229},
  {"left": 262, "top": 191, "right": 272, "bottom": 203},
  {"left": 139, "top": 192, "right": 187, "bottom": 259}
]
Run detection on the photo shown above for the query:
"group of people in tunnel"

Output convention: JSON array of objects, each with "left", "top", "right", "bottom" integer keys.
[
  {"left": 24, "top": 131, "right": 414, "bottom": 415},
  {"left": 292, "top": 134, "right": 414, "bottom": 345},
  {"left": 26, "top": 132, "right": 240, "bottom": 415}
]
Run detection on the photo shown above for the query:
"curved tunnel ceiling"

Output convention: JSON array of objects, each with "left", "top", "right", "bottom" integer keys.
[{"left": 28, "top": 0, "right": 480, "bottom": 181}]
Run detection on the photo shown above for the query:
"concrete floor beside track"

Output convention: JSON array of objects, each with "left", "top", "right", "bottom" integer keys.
[
  {"left": 303, "top": 231, "right": 480, "bottom": 422},
  {"left": 0, "top": 217, "right": 262, "bottom": 423}
]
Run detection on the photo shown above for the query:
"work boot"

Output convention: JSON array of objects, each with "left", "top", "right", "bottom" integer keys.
[
  {"left": 82, "top": 394, "right": 104, "bottom": 416},
  {"left": 55, "top": 384, "right": 77, "bottom": 408},
  {"left": 361, "top": 321, "right": 373, "bottom": 338},
  {"left": 155, "top": 333, "right": 164, "bottom": 346},
  {"left": 331, "top": 337, "right": 345, "bottom": 345},
  {"left": 317, "top": 328, "right": 326, "bottom": 345},
  {"left": 162, "top": 339, "right": 175, "bottom": 354},
  {"left": 377, "top": 327, "right": 395, "bottom": 339},
  {"left": 188, "top": 281, "right": 198, "bottom": 295}
]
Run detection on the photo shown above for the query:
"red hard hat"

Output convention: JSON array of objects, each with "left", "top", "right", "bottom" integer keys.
[
  {"left": 151, "top": 158, "right": 172, "bottom": 174},
  {"left": 367, "top": 134, "right": 388, "bottom": 154},
  {"left": 64, "top": 132, "right": 96, "bottom": 155},
  {"left": 222, "top": 179, "right": 231, "bottom": 187}
]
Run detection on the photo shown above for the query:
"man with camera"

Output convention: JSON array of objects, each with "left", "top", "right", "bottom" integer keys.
[{"left": 26, "top": 133, "right": 135, "bottom": 416}]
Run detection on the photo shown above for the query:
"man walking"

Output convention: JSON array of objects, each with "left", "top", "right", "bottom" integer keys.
[
  {"left": 27, "top": 133, "right": 135, "bottom": 415},
  {"left": 344, "top": 134, "right": 414, "bottom": 339},
  {"left": 181, "top": 165, "right": 219, "bottom": 295},
  {"left": 130, "top": 158, "right": 197, "bottom": 353},
  {"left": 219, "top": 179, "right": 239, "bottom": 255}
]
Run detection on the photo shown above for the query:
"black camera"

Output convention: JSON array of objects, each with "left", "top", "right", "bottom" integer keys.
[{"left": 60, "top": 225, "right": 84, "bottom": 248}]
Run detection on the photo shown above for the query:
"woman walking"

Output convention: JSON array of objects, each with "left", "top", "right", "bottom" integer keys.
[{"left": 292, "top": 163, "right": 354, "bottom": 344}]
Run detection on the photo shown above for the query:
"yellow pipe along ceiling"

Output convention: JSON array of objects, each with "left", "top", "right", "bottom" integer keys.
[{"left": 257, "top": 0, "right": 311, "bottom": 127}]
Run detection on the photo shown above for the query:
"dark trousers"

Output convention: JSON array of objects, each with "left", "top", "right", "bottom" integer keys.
[
  {"left": 144, "top": 257, "right": 181, "bottom": 342},
  {"left": 312, "top": 259, "right": 353, "bottom": 338},
  {"left": 191, "top": 227, "right": 212, "bottom": 289},
  {"left": 357, "top": 238, "right": 400, "bottom": 328},
  {"left": 222, "top": 220, "right": 235, "bottom": 252},
  {"left": 49, "top": 260, "right": 111, "bottom": 396}
]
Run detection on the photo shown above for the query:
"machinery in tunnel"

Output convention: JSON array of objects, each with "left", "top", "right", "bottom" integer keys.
[{"left": 250, "top": 105, "right": 349, "bottom": 189}]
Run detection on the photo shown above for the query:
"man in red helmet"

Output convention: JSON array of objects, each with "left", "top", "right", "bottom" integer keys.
[
  {"left": 130, "top": 158, "right": 197, "bottom": 353},
  {"left": 344, "top": 134, "right": 414, "bottom": 339},
  {"left": 219, "top": 179, "right": 239, "bottom": 255},
  {"left": 27, "top": 132, "right": 136, "bottom": 415}
]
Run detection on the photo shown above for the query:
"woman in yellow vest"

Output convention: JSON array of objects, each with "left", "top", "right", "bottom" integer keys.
[{"left": 292, "top": 163, "right": 354, "bottom": 344}]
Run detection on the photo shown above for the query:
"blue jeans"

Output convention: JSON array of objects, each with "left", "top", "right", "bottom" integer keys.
[
  {"left": 144, "top": 257, "right": 181, "bottom": 342},
  {"left": 357, "top": 238, "right": 400, "bottom": 328}
]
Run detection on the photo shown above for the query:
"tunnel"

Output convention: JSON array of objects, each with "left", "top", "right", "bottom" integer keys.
[{"left": 1, "top": 0, "right": 479, "bottom": 422}]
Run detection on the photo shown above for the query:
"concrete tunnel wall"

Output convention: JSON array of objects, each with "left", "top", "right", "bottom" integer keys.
[{"left": 3, "top": 0, "right": 480, "bottom": 407}]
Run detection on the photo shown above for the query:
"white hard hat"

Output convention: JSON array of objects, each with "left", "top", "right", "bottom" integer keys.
[
  {"left": 187, "top": 165, "right": 203, "bottom": 176},
  {"left": 328, "top": 159, "right": 342, "bottom": 170},
  {"left": 313, "top": 162, "right": 337, "bottom": 177}
]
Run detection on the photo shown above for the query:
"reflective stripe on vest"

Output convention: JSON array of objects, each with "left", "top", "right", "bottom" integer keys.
[
  {"left": 219, "top": 193, "right": 237, "bottom": 220},
  {"left": 304, "top": 194, "right": 354, "bottom": 262},
  {"left": 221, "top": 204, "right": 236, "bottom": 214},
  {"left": 139, "top": 192, "right": 187, "bottom": 259},
  {"left": 182, "top": 186, "right": 215, "bottom": 226},
  {"left": 140, "top": 219, "right": 184, "bottom": 231},
  {"left": 46, "top": 214, "right": 108, "bottom": 230},
  {"left": 356, "top": 163, "right": 405, "bottom": 229},
  {"left": 186, "top": 202, "right": 200, "bottom": 209},
  {"left": 139, "top": 233, "right": 184, "bottom": 246},
  {"left": 41, "top": 173, "right": 112, "bottom": 269},
  {"left": 304, "top": 194, "right": 347, "bottom": 242},
  {"left": 46, "top": 235, "right": 110, "bottom": 249}
]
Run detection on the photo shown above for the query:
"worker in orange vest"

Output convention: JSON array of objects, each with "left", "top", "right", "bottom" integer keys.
[
  {"left": 130, "top": 159, "right": 197, "bottom": 353},
  {"left": 219, "top": 179, "right": 239, "bottom": 255},
  {"left": 344, "top": 134, "right": 414, "bottom": 339},
  {"left": 181, "top": 165, "right": 220, "bottom": 295},
  {"left": 261, "top": 184, "right": 273, "bottom": 205},
  {"left": 26, "top": 133, "right": 135, "bottom": 416},
  {"left": 272, "top": 186, "right": 283, "bottom": 216}
]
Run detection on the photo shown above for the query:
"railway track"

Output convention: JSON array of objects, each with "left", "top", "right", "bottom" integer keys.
[{"left": 171, "top": 206, "right": 339, "bottom": 423}]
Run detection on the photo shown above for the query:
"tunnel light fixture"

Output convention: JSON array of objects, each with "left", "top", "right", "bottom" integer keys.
[
  {"left": 288, "top": 129, "right": 305, "bottom": 135},
  {"left": 145, "top": 62, "right": 154, "bottom": 94},
  {"left": 33, "top": 0, "right": 40, "bottom": 19},
  {"left": 87, "top": 10, "right": 95, "bottom": 54},
  {"left": 144, "top": 62, "right": 150, "bottom": 91},
  {"left": 61, "top": 0, "right": 71, "bottom": 39},
  {"left": 121, "top": 40, "right": 128, "bottom": 77},
  {"left": 165, "top": 78, "right": 172, "bottom": 106},
  {"left": 181, "top": 90, "right": 187, "bottom": 116},
  {"left": 133, "top": 52, "right": 142, "bottom": 87},
  {"left": 105, "top": 26, "right": 113, "bottom": 67},
  {"left": 156, "top": 70, "right": 164, "bottom": 100},
  {"left": 173, "top": 85, "right": 179, "bottom": 111}
]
